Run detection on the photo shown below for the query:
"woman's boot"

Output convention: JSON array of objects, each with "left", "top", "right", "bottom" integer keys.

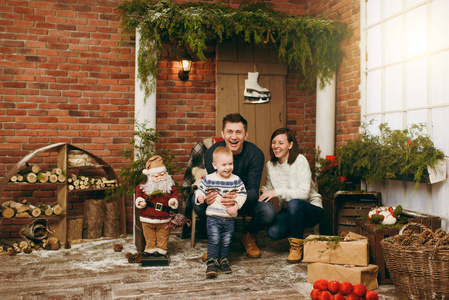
[{"left": 287, "top": 237, "right": 303, "bottom": 264}]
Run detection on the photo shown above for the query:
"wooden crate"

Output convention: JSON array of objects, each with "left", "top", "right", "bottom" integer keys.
[
  {"left": 356, "top": 210, "right": 441, "bottom": 285},
  {"left": 332, "top": 191, "right": 382, "bottom": 235}
]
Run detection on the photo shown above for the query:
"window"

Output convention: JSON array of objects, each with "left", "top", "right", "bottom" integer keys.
[{"left": 361, "top": 0, "right": 449, "bottom": 226}]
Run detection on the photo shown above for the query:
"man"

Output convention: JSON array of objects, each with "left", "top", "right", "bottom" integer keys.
[{"left": 191, "top": 113, "right": 276, "bottom": 258}]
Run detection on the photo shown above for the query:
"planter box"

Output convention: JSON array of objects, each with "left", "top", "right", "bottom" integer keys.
[{"left": 391, "top": 159, "right": 447, "bottom": 184}]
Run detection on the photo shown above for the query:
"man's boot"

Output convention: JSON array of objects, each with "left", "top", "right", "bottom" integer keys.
[
  {"left": 287, "top": 237, "right": 303, "bottom": 264},
  {"left": 241, "top": 232, "right": 261, "bottom": 258}
]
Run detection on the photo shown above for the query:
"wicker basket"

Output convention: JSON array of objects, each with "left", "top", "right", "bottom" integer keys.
[{"left": 381, "top": 223, "right": 449, "bottom": 300}]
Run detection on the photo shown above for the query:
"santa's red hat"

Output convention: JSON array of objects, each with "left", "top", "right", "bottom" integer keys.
[{"left": 142, "top": 155, "right": 166, "bottom": 176}]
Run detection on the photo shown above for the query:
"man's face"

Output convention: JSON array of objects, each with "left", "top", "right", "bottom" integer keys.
[{"left": 221, "top": 122, "right": 248, "bottom": 155}]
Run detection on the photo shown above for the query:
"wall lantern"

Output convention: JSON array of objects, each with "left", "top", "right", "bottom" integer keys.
[{"left": 178, "top": 53, "right": 192, "bottom": 81}]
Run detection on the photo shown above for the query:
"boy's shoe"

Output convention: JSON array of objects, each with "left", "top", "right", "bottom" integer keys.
[
  {"left": 218, "top": 258, "right": 232, "bottom": 274},
  {"left": 206, "top": 259, "right": 218, "bottom": 279}
]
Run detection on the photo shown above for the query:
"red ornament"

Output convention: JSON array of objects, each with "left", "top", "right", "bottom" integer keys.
[
  {"left": 317, "top": 279, "right": 329, "bottom": 291},
  {"left": 311, "top": 288, "right": 321, "bottom": 300},
  {"left": 346, "top": 293, "right": 360, "bottom": 300},
  {"left": 332, "top": 294, "right": 346, "bottom": 300},
  {"left": 328, "top": 280, "right": 341, "bottom": 294},
  {"left": 365, "top": 290, "right": 379, "bottom": 300},
  {"left": 318, "top": 291, "right": 332, "bottom": 300},
  {"left": 353, "top": 284, "right": 367, "bottom": 297},
  {"left": 339, "top": 282, "right": 353, "bottom": 295}
]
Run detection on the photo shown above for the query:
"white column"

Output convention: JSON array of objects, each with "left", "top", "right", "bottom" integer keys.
[
  {"left": 315, "top": 75, "right": 336, "bottom": 157},
  {"left": 133, "top": 29, "right": 157, "bottom": 245},
  {"left": 134, "top": 29, "right": 156, "bottom": 130}
]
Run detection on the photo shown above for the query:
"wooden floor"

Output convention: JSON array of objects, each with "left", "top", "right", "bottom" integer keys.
[{"left": 0, "top": 231, "right": 399, "bottom": 299}]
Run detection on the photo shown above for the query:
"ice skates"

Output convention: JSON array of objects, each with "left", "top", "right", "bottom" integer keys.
[{"left": 244, "top": 72, "right": 271, "bottom": 104}]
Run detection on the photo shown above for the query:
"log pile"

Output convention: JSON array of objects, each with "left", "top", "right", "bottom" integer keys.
[
  {"left": 1, "top": 200, "right": 63, "bottom": 219},
  {"left": 67, "top": 175, "right": 117, "bottom": 191},
  {"left": 0, "top": 236, "right": 61, "bottom": 256},
  {"left": 68, "top": 150, "right": 94, "bottom": 167},
  {"left": 9, "top": 165, "right": 66, "bottom": 184}
]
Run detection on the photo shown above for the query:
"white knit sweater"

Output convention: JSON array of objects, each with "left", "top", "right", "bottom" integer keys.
[{"left": 261, "top": 154, "right": 322, "bottom": 209}]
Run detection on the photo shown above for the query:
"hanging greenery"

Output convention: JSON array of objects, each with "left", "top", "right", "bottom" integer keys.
[{"left": 116, "top": 0, "right": 352, "bottom": 96}]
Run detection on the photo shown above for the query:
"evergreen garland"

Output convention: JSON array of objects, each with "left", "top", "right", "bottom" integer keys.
[{"left": 116, "top": 0, "right": 352, "bottom": 96}]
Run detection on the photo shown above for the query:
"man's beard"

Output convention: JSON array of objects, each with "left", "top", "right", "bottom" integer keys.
[{"left": 142, "top": 174, "right": 174, "bottom": 195}]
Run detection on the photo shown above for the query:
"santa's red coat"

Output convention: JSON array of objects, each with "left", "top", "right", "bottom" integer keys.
[{"left": 136, "top": 183, "right": 179, "bottom": 223}]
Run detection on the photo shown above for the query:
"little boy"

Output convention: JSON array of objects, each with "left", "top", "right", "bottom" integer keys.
[{"left": 195, "top": 146, "right": 247, "bottom": 279}]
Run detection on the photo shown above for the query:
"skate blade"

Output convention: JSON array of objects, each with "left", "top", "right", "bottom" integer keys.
[
  {"left": 243, "top": 96, "right": 271, "bottom": 104},
  {"left": 246, "top": 88, "right": 270, "bottom": 94}
]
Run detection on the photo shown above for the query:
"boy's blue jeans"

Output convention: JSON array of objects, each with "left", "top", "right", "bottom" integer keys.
[{"left": 206, "top": 216, "right": 235, "bottom": 260}]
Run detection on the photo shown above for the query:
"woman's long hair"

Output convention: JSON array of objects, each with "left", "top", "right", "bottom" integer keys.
[{"left": 269, "top": 128, "right": 300, "bottom": 165}]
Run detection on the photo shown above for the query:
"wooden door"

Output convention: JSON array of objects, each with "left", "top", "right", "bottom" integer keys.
[{"left": 216, "top": 37, "right": 287, "bottom": 179}]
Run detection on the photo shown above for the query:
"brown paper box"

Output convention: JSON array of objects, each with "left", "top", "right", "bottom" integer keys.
[
  {"left": 307, "top": 262, "right": 379, "bottom": 290},
  {"left": 303, "top": 232, "right": 369, "bottom": 266}
]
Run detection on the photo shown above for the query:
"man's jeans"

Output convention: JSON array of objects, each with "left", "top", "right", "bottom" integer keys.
[
  {"left": 192, "top": 195, "right": 276, "bottom": 235},
  {"left": 266, "top": 199, "right": 323, "bottom": 240},
  {"left": 206, "top": 216, "right": 234, "bottom": 260}
]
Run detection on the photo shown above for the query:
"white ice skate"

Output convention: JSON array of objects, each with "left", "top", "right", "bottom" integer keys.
[{"left": 244, "top": 72, "right": 271, "bottom": 104}]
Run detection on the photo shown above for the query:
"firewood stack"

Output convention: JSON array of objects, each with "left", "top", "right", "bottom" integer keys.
[
  {"left": 9, "top": 165, "right": 66, "bottom": 184},
  {"left": 0, "top": 236, "right": 61, "bottom": 256},
  {"left": 1, "top": 200, "right": 63, "bottom": 219},
  {"left": 67, "top": 175, "right": 117, "bottom": 191}
]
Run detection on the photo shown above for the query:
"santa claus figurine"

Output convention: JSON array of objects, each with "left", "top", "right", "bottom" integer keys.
[{"left": 136, "top": 155, "right": 179, "bottom": 257}]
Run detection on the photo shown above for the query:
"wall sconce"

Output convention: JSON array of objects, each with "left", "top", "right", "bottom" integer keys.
[{"left": 178, "top": 54, "right": 192, "bottom": 81}]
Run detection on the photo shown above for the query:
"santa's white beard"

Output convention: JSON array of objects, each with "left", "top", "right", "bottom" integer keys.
[{"left": 142, "top": 174, "right": 174, "bottom": 195}]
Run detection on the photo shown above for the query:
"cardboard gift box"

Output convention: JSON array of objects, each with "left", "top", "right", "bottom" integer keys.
[
  {"left": 303, "top": 232, "right": 369, "bottom": 266},
  {"left": 307, "top": 262, "right": 379, "bottom": 290}
]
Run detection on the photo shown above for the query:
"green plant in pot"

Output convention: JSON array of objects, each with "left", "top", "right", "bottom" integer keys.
[
  {"left": 105, "top": 119, "right": 180, "bottom": 201},
  {"left": 336, "top": 122, "right": 446, "bottom": 191}
]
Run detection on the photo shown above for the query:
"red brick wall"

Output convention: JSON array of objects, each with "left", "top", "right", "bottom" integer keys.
[
  {"left": 306, "top": 0, "right": 361, "bottom": 146},
  {"left": 0, "top": 0, "right": 360, "bottom": 237}
]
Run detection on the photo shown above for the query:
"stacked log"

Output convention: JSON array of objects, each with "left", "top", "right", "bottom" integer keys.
[
  {"left": 1, "top": 200, "right": 62, "bottom": 218},
  {"left": 103, "top": 201, "right": 120, "bottom": 237},
  {"left": 68, "top": 150, "right": 94, "bottom": 167},
  {"left": 68, "top": 175, "right": 117, "bottom": 191},
  {"left": 82, "top": 199, "right": 104, "bottom": 239},
  {"left": 10, "top": 165, "right": 66, "bottom": 184},
  {"left": 0, "top": 237, "right": 61, "bottom": 255}
]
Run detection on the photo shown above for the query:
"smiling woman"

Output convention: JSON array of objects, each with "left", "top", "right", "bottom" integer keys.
[{"left": 259, "top": 127, "right": 323, "bottom": 264}]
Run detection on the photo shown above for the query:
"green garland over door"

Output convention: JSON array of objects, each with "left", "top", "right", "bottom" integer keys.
[{"left": 117, "top": 0, "right": 352, "bottom": 96}]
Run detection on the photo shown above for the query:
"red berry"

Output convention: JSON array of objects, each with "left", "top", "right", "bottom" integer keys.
[
  {"left": 317, "top": 279, "right": 329, "bottom": 291},
  {"left": 365, "top": 290, "right": 379, "bottom": 300},
  {"left": 328, "top": 280, "right": 341, "bottom": 294},
  {"left": 339, "top": 282, "right": 353, "bottom": 295},
  {"left": 311, "top": 288, "right": 321, "bottom": 300},
  {"left": 346, "top": 293, "right": 360, "bottom": 300},
  {"left": 353, "top": 284, "right": 367, "bottom": 297},
  {"left": 313, "top": 280, "right": 320, "bottom": 289},
  {"left": 332, "top": 294, "right": 346, "bottom": 300},
  {"left": 318, "top": 290, "right": 332, "bottom": 300}
]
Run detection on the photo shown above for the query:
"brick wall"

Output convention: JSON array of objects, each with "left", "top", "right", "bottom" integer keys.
[
  {"left": 0, "top": 0, "right": 360, "bottom": 237},
  {"left": 307, "top": 0, "right": 362, "bottom": 147}
]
